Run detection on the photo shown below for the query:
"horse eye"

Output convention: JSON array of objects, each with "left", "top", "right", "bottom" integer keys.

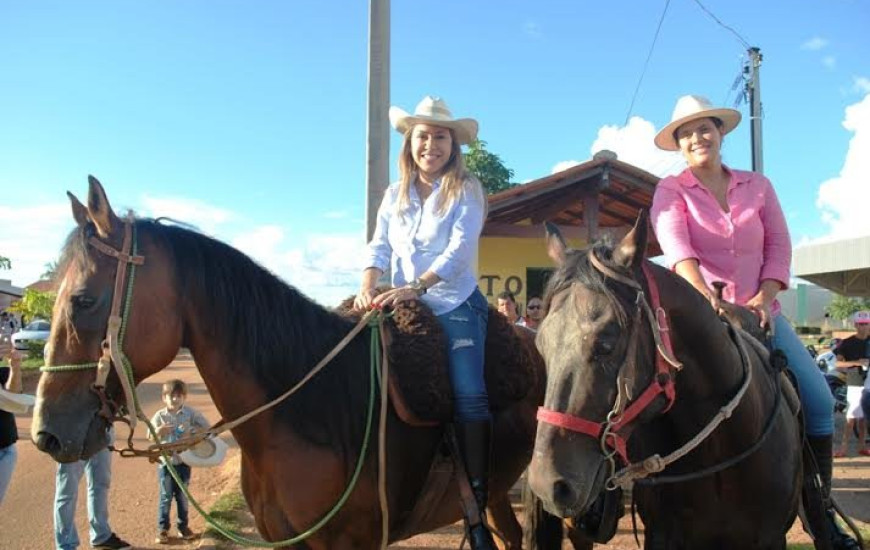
[
  {"left": 593, "top": 339, "right": 616, "bottom": 357},
  {"left": 71, "top": 294, "right": 97, "bottom": 312}
]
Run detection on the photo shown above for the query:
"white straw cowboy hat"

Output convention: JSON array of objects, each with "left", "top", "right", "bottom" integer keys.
[
  {"left": 654, "top": 95, "right": 742, "bottom": 151},
  {"left": 0, "top": 386, "right": 35, "bottom": 415},
  {"left": 389, "top": 96, "right": 479, "bottom": 145},
  {"left": 179, "top": 436, "right": 229, "bottom": 468}
]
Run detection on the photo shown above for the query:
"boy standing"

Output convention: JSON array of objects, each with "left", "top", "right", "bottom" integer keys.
[{"left": 149, "top": 379, "right": 209, "bottom": 544}]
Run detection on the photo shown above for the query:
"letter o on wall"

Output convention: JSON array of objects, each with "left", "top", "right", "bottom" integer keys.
[{"left": 505, "top": 276, "right": 523, "bottom": 295}]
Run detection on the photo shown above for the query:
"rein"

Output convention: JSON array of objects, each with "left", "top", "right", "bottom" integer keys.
[
  {"left": 536, "top": 251, "right": 780, "bottom": 490},
  {"left": 41, "top": 219, "right": 394, "bottom": 548}
]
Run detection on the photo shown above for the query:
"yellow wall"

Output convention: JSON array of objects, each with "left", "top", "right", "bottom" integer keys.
[{"left": 477, "top": 235, "right": 586, "bottom": 306}]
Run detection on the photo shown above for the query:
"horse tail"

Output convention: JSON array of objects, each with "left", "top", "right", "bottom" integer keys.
[{"left": 522, "top": 480, "right": 563, "bottom": 550}]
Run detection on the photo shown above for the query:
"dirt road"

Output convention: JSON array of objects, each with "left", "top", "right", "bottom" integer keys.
[
  {"left": 2, "top": 353, "right": 229, "bottom": 550},
  {"left": 4, "top": 353, "right": 869, "bottom": 549}
]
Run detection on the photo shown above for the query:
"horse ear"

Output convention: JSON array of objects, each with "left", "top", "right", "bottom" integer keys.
[
  {"left": 545, "top": 222, "right": 567, "bottom": 266},
  {"left": 67, "top": 192, "right": 89, "bottom": 228},
  {"left": 612, "top": 210, "right": 649, "bottom": 269},
  {"left": 86, "top": 175, "right": 121, "bottom": 239}
]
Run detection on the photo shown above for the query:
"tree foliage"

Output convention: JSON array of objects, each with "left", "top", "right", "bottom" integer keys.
[
  {"left": 0, "top": 256, "right": 10, "bottom": 270},
  {"left": 8, "top": 288, "right": 56, "bottom": 322},
  {"left": 464, "top": 139, "right": 516, "bottom": 195},
  {"left": 826, "top": 294, "right": 870, "bottom": 321},
  {"left": 41, "top": 261, "right": 59, "bottom": 281}
]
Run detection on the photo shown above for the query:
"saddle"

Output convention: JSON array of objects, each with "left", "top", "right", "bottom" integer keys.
[{"left": 336, "top": 293, "right": 541, "bottom": 425}]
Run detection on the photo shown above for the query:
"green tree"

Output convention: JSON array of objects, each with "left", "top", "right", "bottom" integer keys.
[
  {"left": 825, "top": 294, "right": 870, "bottom": 321},
  {"left": 41, "top": 261, "right": 59, "bottom": 281},
  {"left": 0, "top": 256, "right": 10, "bottom": 270},
  {"left": 8, "top": 288, "right": 56, "bottom": 322},
  {"left": 464, "top": 139, "right": 515, "bottom": 195}
]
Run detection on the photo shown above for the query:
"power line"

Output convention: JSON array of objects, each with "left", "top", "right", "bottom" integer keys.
[
  {"left": 624, "top": 0, "right": 671, "bottom": 126},
  {"left": 690, "top": 0, "right": 751, "bottom": 49}
]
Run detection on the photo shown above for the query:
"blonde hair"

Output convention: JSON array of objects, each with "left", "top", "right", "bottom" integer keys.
[{"left": 395, "top": 126, "right": 487, "bottom": 217}]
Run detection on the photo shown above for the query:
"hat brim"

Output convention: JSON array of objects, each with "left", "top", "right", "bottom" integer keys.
[
  {"left": 388, "top": 107, "right": 478, "bottom": 145},
  {"left": 654, "top": 108, "right": 742, "bottom": 151},
  {"left": 0, "top": 387, "right": 35, "bottom": 415},
  {"left": 179, "top": 436, "right": 229, "bottom": 468}
]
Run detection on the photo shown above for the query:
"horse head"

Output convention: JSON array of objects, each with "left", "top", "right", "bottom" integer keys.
[
  {"left": 528, "top": 212, "right": 674, "bottom": 518},
  {"left": 32, "top": 176, "right": 184, "bottom": 462}
]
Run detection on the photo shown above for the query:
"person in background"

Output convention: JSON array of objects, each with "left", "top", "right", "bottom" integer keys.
[
  {"left": 496, "top": 291, "right": 525, "bottom": 327},
  {"left": 149, "top": 379, "right": 210, "bottom": 544},
  {"left": 834, "top": 311, "right": 870, "bottom": 458},
  {"left": 354, "top": 95, "right": 496, "bottom": 549},
  {"left": 651, "top": 94, "right": 859, "bottom": 549},
  {"left": 522, "top": 296, "right": 544, "bottom": 331},
  {"left": 0, "top": 337, "right": 21, "bottom": 505},
  {"left": 54, "top": 430, "right": 131, "bottom": 550}
]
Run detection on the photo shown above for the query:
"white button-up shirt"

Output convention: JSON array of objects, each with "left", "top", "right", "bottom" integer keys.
[{"left": 364, "top": 178, "right": 485, "bottom": 315}]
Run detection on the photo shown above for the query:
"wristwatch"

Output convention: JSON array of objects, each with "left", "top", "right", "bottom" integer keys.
[{"left": 408, "top": 278, "right": 427, "bottom": 296}]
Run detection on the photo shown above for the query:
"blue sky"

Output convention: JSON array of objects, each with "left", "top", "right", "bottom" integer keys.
[{"left": 1, "top": 1, "right": 868, "bottom": 306}]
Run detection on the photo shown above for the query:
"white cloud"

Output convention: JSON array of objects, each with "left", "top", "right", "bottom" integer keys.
[
  {"left": 853, "top": 76, "right": 870, "bottom": 94},
  {"left": 323, "top": 210, "right": 349, "bottom": 220},
  {"left": 815, "top": 93, "right": 870, "bottom": 240},
  {"left": 0, "top": 202, "right": 73, "bottom": 288},
  {"left": 551, "top": 160, "right": 581, "bottom": 174},
  {"left": 139, "top": 195, "right": 236, "bottom": 236},
  {"left": 801, "top": 37, "right": 828, "bottom": 51},
  {"left": 588, "top": 116, "right": 685, "bottom": 177},
  {"left": 822, "top": 56, "right": 837, "bottom": 70}
]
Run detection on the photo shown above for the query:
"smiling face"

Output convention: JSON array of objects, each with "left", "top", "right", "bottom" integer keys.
[
  {"left": 675, "top": 117, "right": 723, "bottom": 169},
  {"left": 411, "top": 124, "right": 454, "bottom": 182}
]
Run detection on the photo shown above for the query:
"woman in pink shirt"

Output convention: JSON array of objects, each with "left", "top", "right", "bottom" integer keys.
[{"left": 651, "top": 95, "right": 858, "bottom": 549}]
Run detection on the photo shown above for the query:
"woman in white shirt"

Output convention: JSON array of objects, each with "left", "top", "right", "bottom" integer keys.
[{"left": 354, "top": 96, "right": 495, "bottom": 550}]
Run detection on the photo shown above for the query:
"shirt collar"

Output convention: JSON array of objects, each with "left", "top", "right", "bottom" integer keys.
[{"left": 676, "top": 164, "right": 749, "bottom": 189}]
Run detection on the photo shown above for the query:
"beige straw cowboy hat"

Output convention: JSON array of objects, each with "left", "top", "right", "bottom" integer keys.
[
  {"left": 654, "top": 95, "right": 742, "bottom": 151},
  {"left": 389, "top": 96, "right": 479, "bottom": 145},
  {"left": 179, "top": 435, "right": 229, "bottom": 468}
]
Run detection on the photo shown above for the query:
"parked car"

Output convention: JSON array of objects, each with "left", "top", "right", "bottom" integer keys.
[{"left": 12, "top": 320, "right": 51, "bottom": 351}]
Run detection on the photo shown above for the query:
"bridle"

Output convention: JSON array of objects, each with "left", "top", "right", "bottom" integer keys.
[
  {"left": 536, "top": 252, "right": 682, "bottom": 470},
  {"left": 536, "top": 250, "right": 777, "bottom": 489},
  {"left": 42, "top": 216, "right": 147, "bottom": 436}
]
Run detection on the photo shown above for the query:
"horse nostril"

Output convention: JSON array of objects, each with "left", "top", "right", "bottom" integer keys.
[
  {"left": 552, "top": 479, "right": 576, "bottom": 509},
  {"left": 35, "top": 432, "right": 62, "bottom": 455}
]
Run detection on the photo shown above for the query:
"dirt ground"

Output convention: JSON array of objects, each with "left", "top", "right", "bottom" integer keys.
[{"left": 4, "top": 354, "right": 869, "bottom": 549}]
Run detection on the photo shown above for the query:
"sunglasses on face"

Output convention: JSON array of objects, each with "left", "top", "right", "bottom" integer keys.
[{"left": 527, "top": 305, "right": 541, "bottom": 310}]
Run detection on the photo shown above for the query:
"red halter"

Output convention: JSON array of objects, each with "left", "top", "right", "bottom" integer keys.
[{"left": 536, "top": 259, "right": 681, "bottom": 464}]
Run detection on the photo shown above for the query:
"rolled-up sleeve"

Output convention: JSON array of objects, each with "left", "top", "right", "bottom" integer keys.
[
  {"left": 428, "top": 193, "right": 485, "bottom": 282},
  {"left": 363, "top": 189, "right": 393, "bottom": 272},
  {"left": 758, "top": 176, "right": 791, "bottom": 288},
  {"left": 651, "top": 180, "right": 698, "bottom": 268}
]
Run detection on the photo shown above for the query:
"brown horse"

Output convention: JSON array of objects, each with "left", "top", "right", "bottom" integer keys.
[
  {"left": 527, "top": 213, "right": 804, "bottom": 549},
  {"left": 31, "top": 177, "right": 565, "bottom": 549}
]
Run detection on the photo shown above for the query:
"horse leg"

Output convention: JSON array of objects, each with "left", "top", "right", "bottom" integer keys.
[
  {"left": 488, "top": 491, "right": 522, "bottom": 549},
  {"left": 565, "top": 524, "right": 595, "bottom": 550}
]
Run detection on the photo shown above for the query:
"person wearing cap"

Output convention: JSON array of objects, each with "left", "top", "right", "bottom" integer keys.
[
  {"left": 0, "top": 338, "right": 22, "bottom": 504},
  {"left": 651, "top": 95, "right": 859, "bottom": 549},
  {"left": 834, "top": 311, "right": 870, "bottom": 458},
  {"left": 354, "top": 96, "right": 496, "bottom": 549}
]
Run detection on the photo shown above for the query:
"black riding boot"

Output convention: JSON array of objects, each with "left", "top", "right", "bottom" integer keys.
[
  {"left": 455, "top": 420, "right": 497, "bottom": 550},
  {"left": 808, "top": 434, "right": 861, "bottom": 550}
]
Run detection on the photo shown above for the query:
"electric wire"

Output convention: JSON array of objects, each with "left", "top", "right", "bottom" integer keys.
[
  {"left": 690, "top": 0, "right": 751, "bottom": 49},
  {"left": 624, "top": 0, "right": 672, "bottom": 126}
]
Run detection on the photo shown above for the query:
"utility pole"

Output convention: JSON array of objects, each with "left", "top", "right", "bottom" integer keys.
[
  {"left": 365, "top": 0, "right": 390, "bottom": 242},
  {"left": 746, "top": 47, "right": 764, "bottom": 174}
]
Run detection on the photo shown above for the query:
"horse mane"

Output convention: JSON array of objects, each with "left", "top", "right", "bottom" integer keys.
[
  {"left": 60, "top": 216, "right": 371, "bottom": 460},
  {"left": 543, "top": 238, "right": 634, "bottom": 329}
]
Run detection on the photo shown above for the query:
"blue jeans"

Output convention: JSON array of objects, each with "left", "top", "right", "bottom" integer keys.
[
  {"left": 435, "top": 289, "right": 490, "bottom": 422},
  {"left": 772, "top": 314, "right": 834, "bottom": 436},
  {"left": 54, "top": 448, "right": 113, "bottom": 550},
  {"left": 0, "top": 443, "right": 17, "bottom": 504},
  {"left": 158, "top": 463, "right": 191, "bottom": 531}
]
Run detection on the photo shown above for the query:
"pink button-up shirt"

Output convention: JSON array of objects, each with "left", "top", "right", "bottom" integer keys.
[{"left": 650, "top": 166, "right": 791, "bottom": 314}]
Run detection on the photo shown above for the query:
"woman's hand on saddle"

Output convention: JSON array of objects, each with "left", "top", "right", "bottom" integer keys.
[
  {"left": 353, "top": 287, "right": 379, "bottom": 312},
  {"left": 371, "top": 286, "right": 419, "bottom": 310},
  {"left": 745, "top": 291, "right": 773, "bottom": 330}
]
